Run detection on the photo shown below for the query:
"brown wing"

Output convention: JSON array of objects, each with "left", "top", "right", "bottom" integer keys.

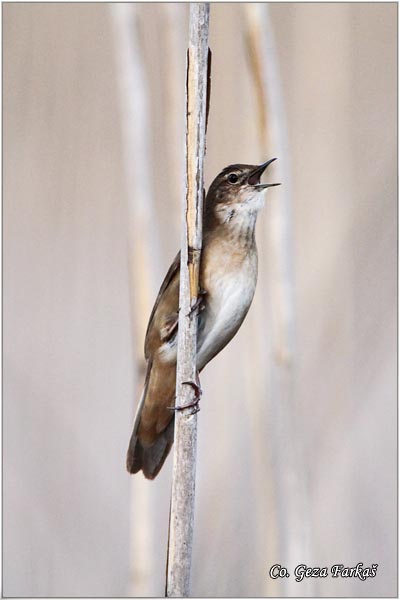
[{"left": 144, "top": 252, "right": 180, "bottom": 360}]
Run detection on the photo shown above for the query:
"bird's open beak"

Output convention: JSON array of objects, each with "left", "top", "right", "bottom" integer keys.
[{"left": 248, "top": 157, "right": 281, "bottom": 189}]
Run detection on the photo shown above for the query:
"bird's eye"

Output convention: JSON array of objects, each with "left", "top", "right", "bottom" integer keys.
[{"left": 227, "top": 173, "right": 239, "bottom": 184}]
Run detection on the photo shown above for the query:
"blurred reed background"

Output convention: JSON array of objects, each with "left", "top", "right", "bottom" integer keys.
[{"left": 3, "top": 3, "right": 397, "bottom": 597}]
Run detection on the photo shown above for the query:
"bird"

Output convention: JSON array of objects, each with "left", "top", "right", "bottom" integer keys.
[{"left": 126, "top": 158, "right": 280, "bottom": 479}]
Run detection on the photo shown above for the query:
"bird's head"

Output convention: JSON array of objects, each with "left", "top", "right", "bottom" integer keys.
[{"left": 205, "top": 158, "right": 281, "bottom": 225}]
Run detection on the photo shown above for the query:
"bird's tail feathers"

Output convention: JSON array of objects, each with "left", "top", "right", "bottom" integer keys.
[
  {"left": 126, "top": 361, "right": 174, "bottom": 479},
  {"left": 127, "top": 419, "right": 174, "bottom": 479}
]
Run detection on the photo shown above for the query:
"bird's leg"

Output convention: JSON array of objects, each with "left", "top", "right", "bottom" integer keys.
[
  {"left": 167, "top": 371, "right": 202, "bottom": 415},
  {"left": 187, "top": 289, "right": 207, "bottom": 318}
]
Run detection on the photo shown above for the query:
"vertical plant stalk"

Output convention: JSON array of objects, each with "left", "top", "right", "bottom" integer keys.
[
  {"left": 245, "top": 4, "right": 294, "bottom": 364},
  {"left": 166, "top": 3, "right": 210, "bottom": 597},
  {"left": 244, "top": 4, "right": 311, "bottom": 595},
  {"left": 110, "top": 4, "right": 162, "bottom": 596}
]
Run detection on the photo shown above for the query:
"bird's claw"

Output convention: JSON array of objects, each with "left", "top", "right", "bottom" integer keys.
[
  {"left": 182, "top": 380, "right": 202, "bottom": 399},
  {"left": 167, "top": 399, "right": 200, "bottom": 415},
  {"left": 187, "top": 289, "right": 207, "bottom": 318},
  {"left": 167, "top": 379, "right": 202, "bottom": 415}
]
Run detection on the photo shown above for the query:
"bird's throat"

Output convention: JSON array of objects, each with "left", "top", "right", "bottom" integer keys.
[{"left": 210, "top": 200, "right": 262, "bottom": 251}]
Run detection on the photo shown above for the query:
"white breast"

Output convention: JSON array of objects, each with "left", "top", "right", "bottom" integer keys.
[{"left": 196, "top": 255, "right": 257, "bottom": 368}]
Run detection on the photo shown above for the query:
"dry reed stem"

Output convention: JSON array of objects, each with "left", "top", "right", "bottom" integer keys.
[{"left": 166, "top": 4, "right": 210, "bottom": 597}]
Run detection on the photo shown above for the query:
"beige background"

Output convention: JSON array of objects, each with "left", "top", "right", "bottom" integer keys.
[{"left": 3, "top": 2, "right": 397, "bottom": 597}]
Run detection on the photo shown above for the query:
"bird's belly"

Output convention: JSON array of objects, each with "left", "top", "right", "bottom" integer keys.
[
  {"left": 196, "top": 265, "right": 256, "bottom": 369},
  {"left": 158, "top": 255, "right": 257, "bottom": 368}
]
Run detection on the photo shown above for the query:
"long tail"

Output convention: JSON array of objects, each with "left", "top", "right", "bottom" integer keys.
[{"left": 126, "top": 362, "right": 175, "bottom": 479}]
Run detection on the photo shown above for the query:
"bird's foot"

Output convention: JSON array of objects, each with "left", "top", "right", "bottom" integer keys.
[
  {"left": 167, "top": 380, "right": 202, "bottom": 415},
  {"left": 187, "top": 289, "right": 207, "bottom": 317},
  {"left": 182, "top": 379, "right": 202, "bottom": 398},
  {"left": 167, "top": 400, "right": 200, "bottom": 415}
]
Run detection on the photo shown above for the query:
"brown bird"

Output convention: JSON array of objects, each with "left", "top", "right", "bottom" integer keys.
[{"left": 127, "top": 158, "right": 280, "bottom": 479}]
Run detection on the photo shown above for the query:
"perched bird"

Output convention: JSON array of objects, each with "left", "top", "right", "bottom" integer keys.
[{"left": 127, "top": 158, "right": 280, "bottom": 479}]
